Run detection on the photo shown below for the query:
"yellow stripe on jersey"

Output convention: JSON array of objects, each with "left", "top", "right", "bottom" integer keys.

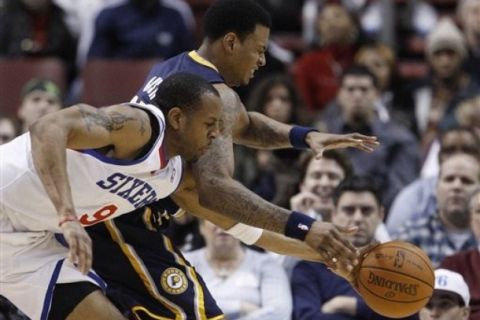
[
  {"left": 132, "top": 305, "right": 174, "bottom": 320},
  {"left": 142, "top": 207, "right": 157, "bottom": 231},
  {"left": 104, "top": 220, "right": 186, "bottom": 319},
  {"left": 188, "top": 51, "right": 219, "bottom": 72},
  {"left": 208, "top": 315, "right": 226, "bottom": 320},
  {"left": 163, "top": 236, "right": 210, "bottom": 320}
]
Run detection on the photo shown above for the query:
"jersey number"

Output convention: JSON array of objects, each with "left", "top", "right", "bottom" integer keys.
[{"left": 79, "top": 204, "right": 118, "bottom": 226}]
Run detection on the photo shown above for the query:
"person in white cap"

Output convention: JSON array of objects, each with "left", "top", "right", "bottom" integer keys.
[{"left": 420, "top": 269, "right": 471, "bottom": 320}]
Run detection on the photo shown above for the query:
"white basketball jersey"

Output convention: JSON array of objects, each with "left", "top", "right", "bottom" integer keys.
[{"left": 0, "top": 103, "right": 183, "bottom": 232}]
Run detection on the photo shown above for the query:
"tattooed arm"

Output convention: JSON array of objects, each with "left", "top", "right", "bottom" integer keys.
[{"left": 30, "top": 103, "right": 150, "bottom": 273}]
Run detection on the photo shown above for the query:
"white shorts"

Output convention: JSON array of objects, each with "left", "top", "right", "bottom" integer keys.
[{"left": 0, "top": 205, "right": 105, "bottom": 320}]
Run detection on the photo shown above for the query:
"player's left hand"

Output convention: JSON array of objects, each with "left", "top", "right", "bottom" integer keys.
[
  {"left": 305, "top": 132, "right": 379, "bottom": 158},
  {"left": 60, "top": 219, "right": 92, "bottom": 275}
]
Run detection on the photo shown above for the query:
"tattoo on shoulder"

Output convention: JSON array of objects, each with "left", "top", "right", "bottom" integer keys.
[{"left": 78, "top": 105, "right": 136, "bottom": 132}]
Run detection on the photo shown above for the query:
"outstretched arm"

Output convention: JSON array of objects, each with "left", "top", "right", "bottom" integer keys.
[{"left": 30, "top": 104, "right": 150, "bottom": 274}]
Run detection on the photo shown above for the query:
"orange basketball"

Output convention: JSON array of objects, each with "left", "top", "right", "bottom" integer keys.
[{"left": 356, "top": 240, "right": 434, "bottom": 318}]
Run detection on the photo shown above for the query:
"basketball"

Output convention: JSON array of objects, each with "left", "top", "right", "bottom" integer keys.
[{"left": 356, "top": 241, "right": 434, "bottom": 318}]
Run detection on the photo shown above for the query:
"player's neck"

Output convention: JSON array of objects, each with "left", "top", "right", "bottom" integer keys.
[{"left": 196, "top": 42, "right": 229, "bottom": 80}]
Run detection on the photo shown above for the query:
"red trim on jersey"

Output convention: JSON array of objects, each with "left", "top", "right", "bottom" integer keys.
[{"left": 158, "top": 143, "right": 167, "bottom": 169}]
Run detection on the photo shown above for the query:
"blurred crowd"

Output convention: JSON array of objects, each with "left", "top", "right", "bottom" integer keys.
[{"left": 1, "top": 0, "right": 479, "bottom": 319}]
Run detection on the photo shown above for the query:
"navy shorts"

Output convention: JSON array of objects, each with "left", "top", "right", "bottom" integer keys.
[{"left": 88, "top": 200, "right": 224, "bottom": 320}]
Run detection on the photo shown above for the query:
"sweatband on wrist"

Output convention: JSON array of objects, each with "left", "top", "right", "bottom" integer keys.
[
  {"left": 289, "top": 126, "right": 318, "bottom": 149},
  {"left": 225, "top": 223, "right": 264, "bottom": 245},
  {"left": 58, "top": 214, "right": 78, "bottom": 227},
  {"left": 284, "top": 211, "right": 316, "bottom": 241}
]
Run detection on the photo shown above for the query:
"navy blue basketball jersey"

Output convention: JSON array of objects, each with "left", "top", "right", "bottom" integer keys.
[{"left": 133, "top": 51, "right": 225, "bottom": 105}]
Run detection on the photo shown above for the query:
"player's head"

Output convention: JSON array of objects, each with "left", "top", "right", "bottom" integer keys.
[
  {"left": 332, "top": 176, "right": 384, "bottom": 247},
  {"left": 420, "top": 269, "right": 470, "bottom": 320},
  {"left": 204, "top": 0, "right": 271, "bottom": 86},
  {"left": 153, "top": 73, "right": 222, "bottom": 161},
  {"left": 18, "top": 78, "right": 62, "bottom": 132}
]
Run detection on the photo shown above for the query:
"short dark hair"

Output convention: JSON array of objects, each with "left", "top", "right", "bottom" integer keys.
[
  {"left": 204, "top": 0, "right": 271, "bottom": 41},
  {"left": 438, "top": 125, "right": 480, "bottom": 163},
  {"left": 340, "top": 65, "right": 379, "bottom": 89},
  {"left": 298, "top": 150, "right": 353, "bottom": 184},
  {"left": 152, "top": 73, "right": 219, "bottom": 113},
  {"left": 333, "top": 175, "right": 382, "bottom": 206}
]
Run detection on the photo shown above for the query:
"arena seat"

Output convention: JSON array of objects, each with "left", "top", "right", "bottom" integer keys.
[
  {"left": 80, "top": 59, "right": 161, "bottom": 107},
  {"left": 0, "top": 58, "right": 66, "bottom": 117}
]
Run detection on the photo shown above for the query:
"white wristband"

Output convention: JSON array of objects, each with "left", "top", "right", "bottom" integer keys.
[{"left": 225, "top": 223, "right": 263, "bottom": 245}]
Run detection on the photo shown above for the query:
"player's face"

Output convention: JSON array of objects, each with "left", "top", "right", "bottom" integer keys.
[
  {"left": 420, "top": 291, "right": 469, "bottom": 320},
  {"left": 180, "top": 93, "right": 222, "bottom": 161},
  {"left": 332, "top": 191, "right": 383, "bottom": 247},
  {"left": 19, "top": 91, "right": 62, "bottom": 128},
  {"left": 229, "top": 25, "right": 269, "bottom": 86},
  {"left": 437, "top": 154, "right": 480, "bottom": 229},
  {"left": 470, "top": 192, "right": 480, "bottom": 240}
]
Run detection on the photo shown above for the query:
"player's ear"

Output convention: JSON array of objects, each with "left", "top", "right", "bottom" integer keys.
[
  {"left": 167, "top": 107, "right": 185, "bottom": 130},
  {"left": 222, "top": 32, "right": 238, "bottom": 54}
]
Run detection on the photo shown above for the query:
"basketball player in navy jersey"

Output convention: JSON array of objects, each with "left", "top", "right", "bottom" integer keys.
[
  {"left": 86, "top": 0, "right": 379, "bottom": 319},
  {"left": 0, "top": 73, "right": 223, "bottom": 320}
]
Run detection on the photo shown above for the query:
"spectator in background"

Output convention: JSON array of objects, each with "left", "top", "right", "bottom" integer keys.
[
  {"left": 88, "top": 0, "right": 194, "bottom": 59},
  {"left": 290, "top": 150, "right": 353, "bottom": 222},
  {"left": 457, "top": 0, "right": 480, "bottom": 81},
  {"left": 441, "top": 187, "right": 480, "bottom": 320},
  {"left": 17, "top": 79, "right": 62, "bottom": 133},
  {"left": 419, "top": 269, "right": 471, "bottom": 320},
  {"left": 387, "top": 126, "right": 480, "bottom": 234},
  {"left": 0, "top": 115, "right": 18, "bottom": 145},
  {"left": 394, "top": 153, "right": 479, "bottom": 267},
  {"left": 294, "top": 3, "right": 360, "bottom": 112},
  {"left": 320, "top": 65, "right": 420, "bottom": 210},
  {"left": 291, "top": 176, "right": 411, "bottom": 320},
  {"left": 456, "top": 95, "right": 480, "bottom": 141},
  {"left": 185, "top": 220, "right": 292, "bottom": 320},
  {"left": 235, "top": 75, "right": 305, "bottom": 208},
  {"left": 0, "top": 0, "right": 77, "bottom": 80},
  {"left": 400, "top": 18, "right": 480, "bottom": 158}
]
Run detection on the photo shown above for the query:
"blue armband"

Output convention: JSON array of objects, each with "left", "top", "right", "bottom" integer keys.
[
  {"left": 289, "top": 126, "right": 318, "bottom": 149},
  {"left": 285, "top": 211, "right": 316, "bottom": 241}
]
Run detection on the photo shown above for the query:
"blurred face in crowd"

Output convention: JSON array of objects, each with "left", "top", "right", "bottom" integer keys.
[
  {"left": 439, "top": 129, "right": 480, "bottom": 162},
  {"left": 262, "top": 84, "right": 293, "bottom": 123},
  {"left": 332, "top": 191, "right": 383, "bottom": 247},
  {"left": 301, "top": 157, "right": 346, "bottom": 202},
  {"left": 420, "top": 290, "right": 470, "bottom": 320},
  {"left": 199, "top": 220, "right": 240, "bottom": 259},
  {"left": 456, "top": 97, "right": 480, "bottom": 140},
  {"left": 338, "top": 75, "right": 378, "bottom": 126},
  {"left": 429, "top": 49, "right": 463, "bottom": 80},
  {"left": 18, "top": 90, "right": 62, "bottom": 130},
  {"left": 0, "top": 118, "right": 17, "bottom": 145},
  {"left": 21, "top": 0, "right": 50, "bottom": 12},
  {"left": 437, "top": 154, "right": 480, "bottom": 230},
  {"left": 317, "top": 4, "right": 356, "bottom": 45},
  {"left": 356, "top": 49, "right": 392, "bottom": 91},
  {"left": 469, "top": 191, "right": 480, "bottom": 240},
  {"left": 459, "top": 0, "right": 480, "bottom": 41}
]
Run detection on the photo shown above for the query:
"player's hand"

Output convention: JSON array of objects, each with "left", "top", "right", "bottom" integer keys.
[
  {"left": 60, "top": 219, "right": 92, "bottom": 275},
  {"left": 305, "top": 221, "right": 359, "bottom": 272},
  {"left": 305, "top": 132, "right": 379, "bottom": 158}
]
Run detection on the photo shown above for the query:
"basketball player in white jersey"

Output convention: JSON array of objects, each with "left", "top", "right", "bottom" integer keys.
[{"left": 0, "top": 73, "right": 222, "bottom": 320}]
